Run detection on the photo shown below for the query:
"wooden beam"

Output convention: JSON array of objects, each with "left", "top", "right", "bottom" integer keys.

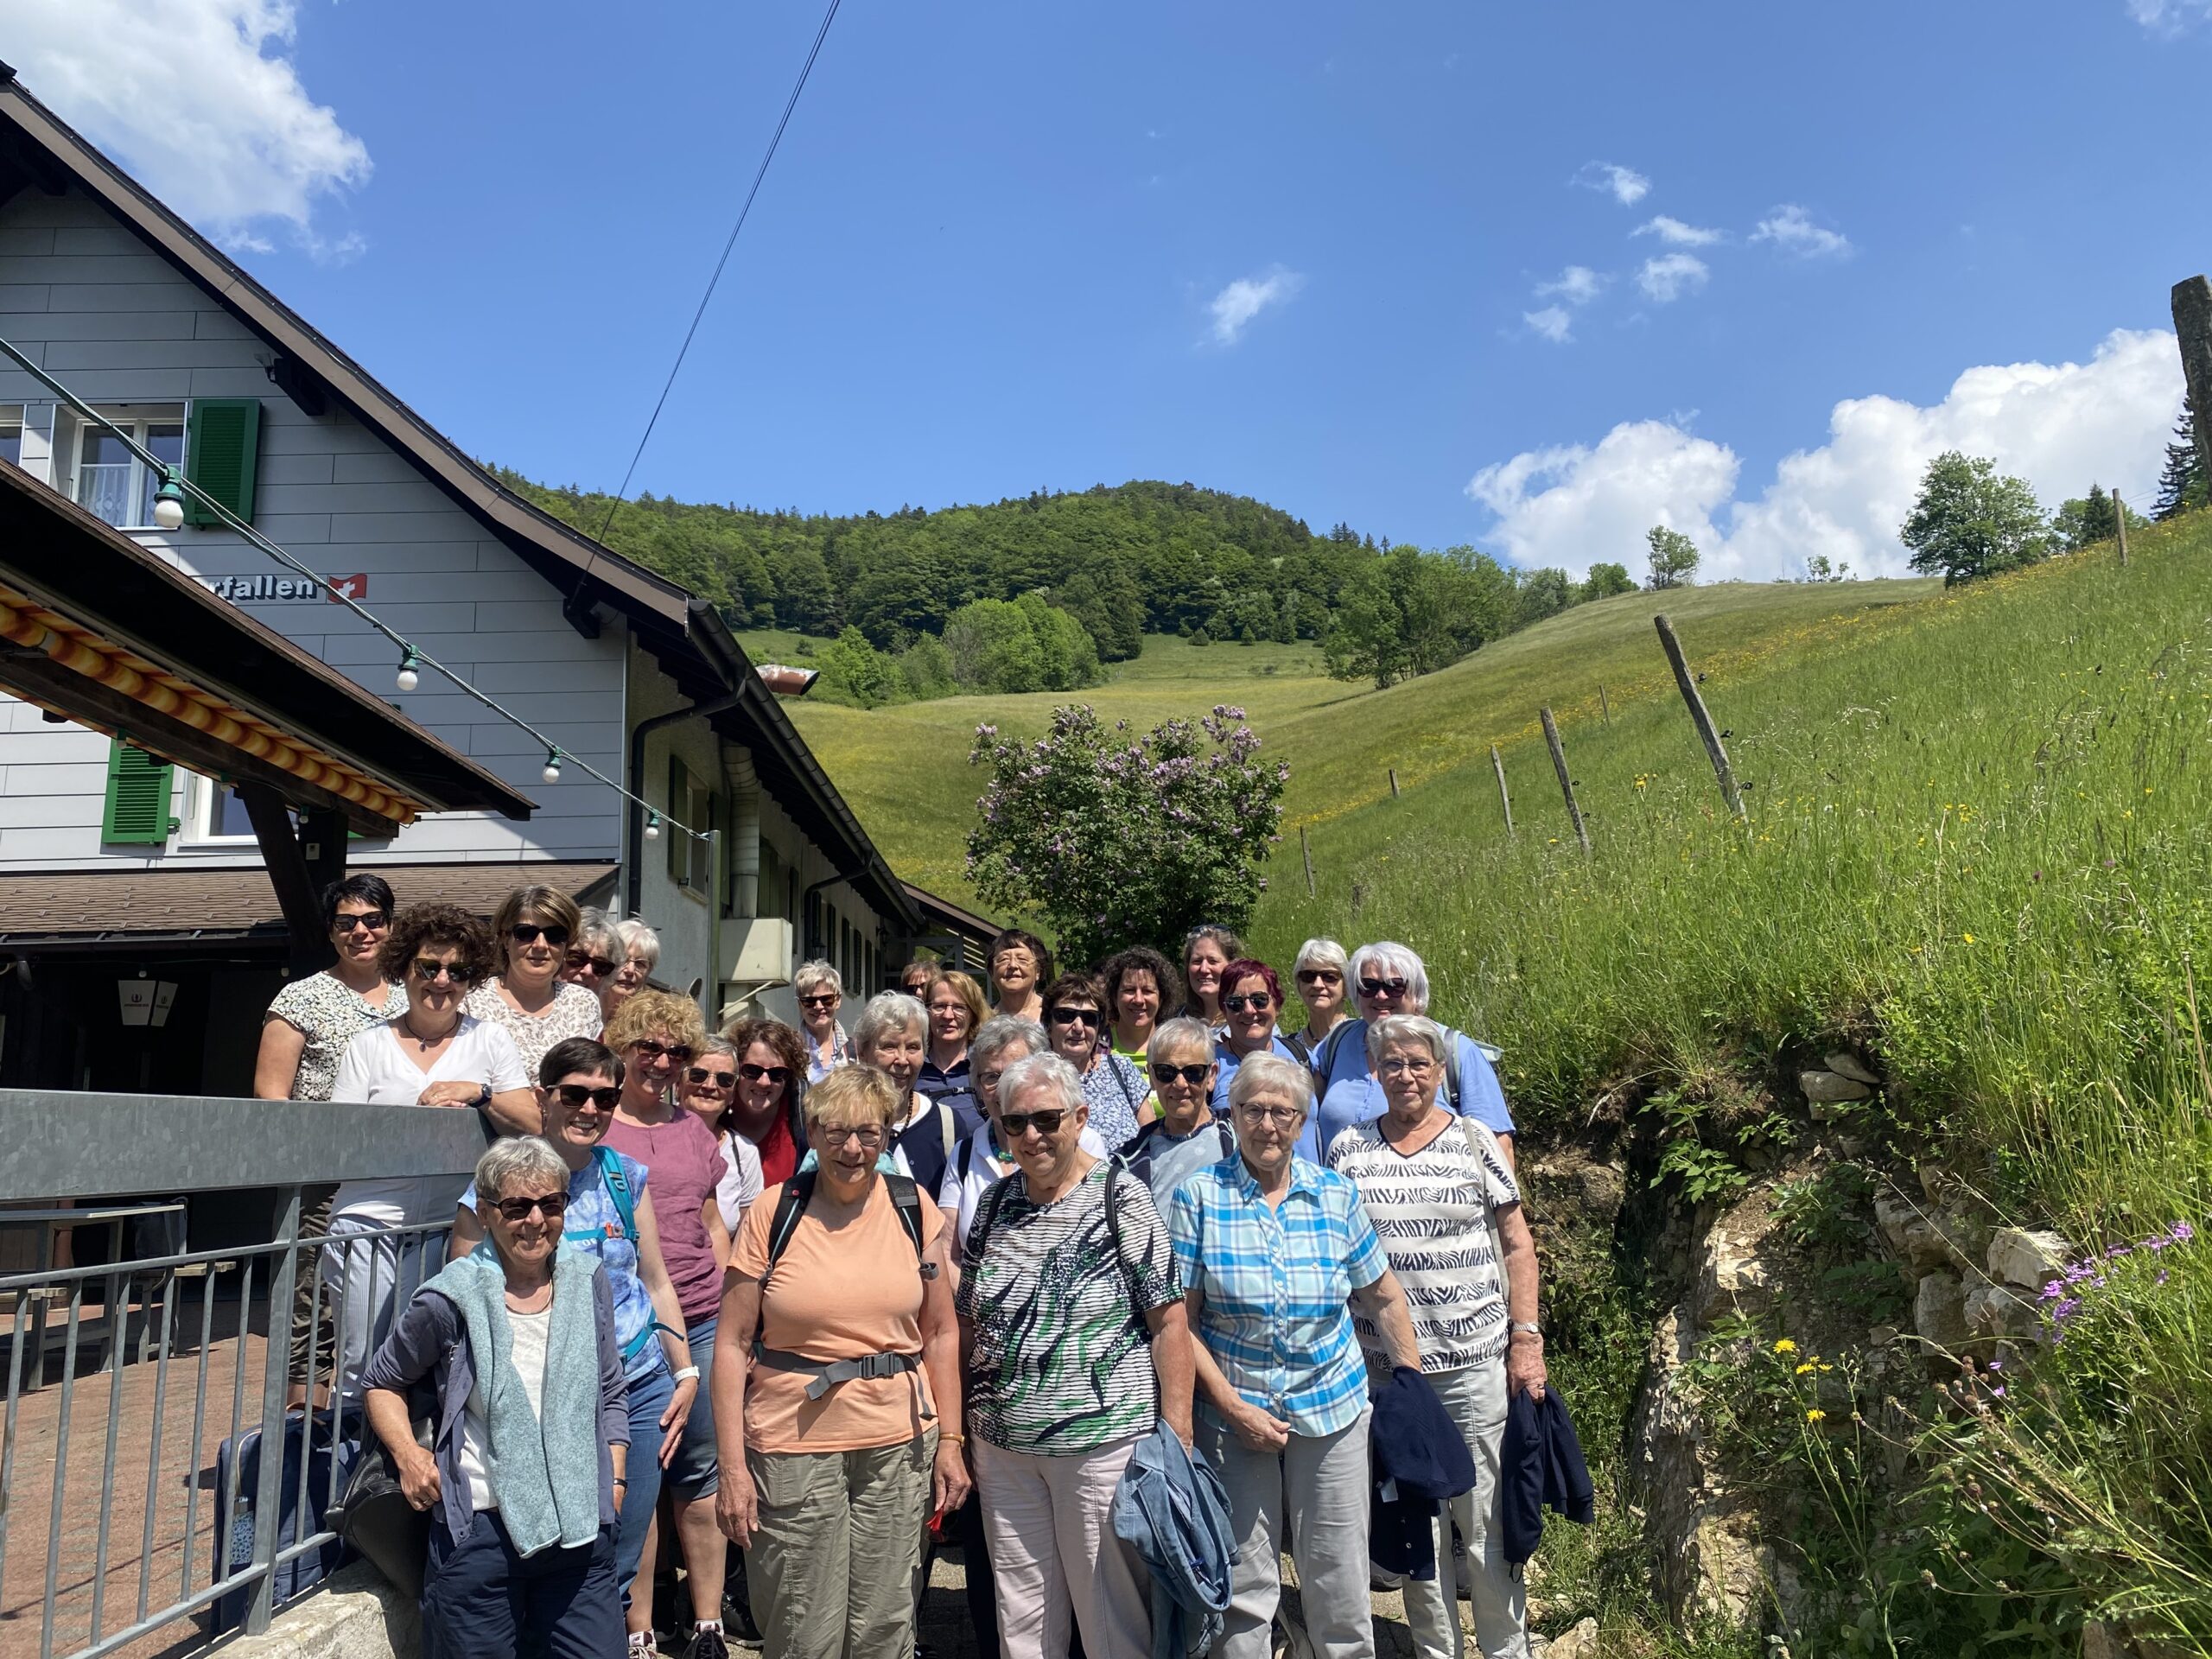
[{"left": 240, "top": 783, "right": 333, "bottom": 975}]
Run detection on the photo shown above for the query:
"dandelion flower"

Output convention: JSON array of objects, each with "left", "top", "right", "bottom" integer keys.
[
  {"left": 1961, "top": 932, "right": 1976, "bottom": 944},
  {"left": 1796, "top": 1362, "right": 1816, "bottom": 1375},
  {"left": 1774, "top": 1338, "right": 1798, "bottom": 1355},
  {"left": 1806, "top": 1408, "right": 1826, "bottom": 1422}
]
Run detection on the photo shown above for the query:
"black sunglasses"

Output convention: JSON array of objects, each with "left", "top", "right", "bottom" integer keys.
[
  {"left": 1224, "top": 993, "right": 1274, "bottom": 1014},
  {"left": 739, "top": 1063, "right": 791, "bottom": 1084},
  {"left": 631, "top": 1039, "right": 696, "bottom": 1063},
  {"left": 685, "top": 1065, "right": 737, "bottom": 1088},
  {"left": 333, "top": 911, "right": 389, "bottom": 933},
  {"left": 798, "top": 992, "right": 840, "bottom": 1008},
  {"left": 511, "top": 923, "right": 571, "bottom": 947},
  {"left": 411, "top": 957, "right": 468, "bottom": 983},
  {"left": 1001, "top": 1107, "right": 1071, "bottom": 1138},
  {"left": 1048, "top": 1007, "right": 1099, "bottom": 1027},
  {"left": 565, "top": 951, "right": 619, "bottom": 976},
  {"left": 492, "top": 1192, "right": 569, "bottom": 1223},
  {"left": 1151, "top": 1063, "right": 1211, "bottom": 1086},
  {"left": 1358, "top": 976, "right": 1410, "bottom": 997},
  {"left": 1296, "top": 969, "right": 1341, "bottom": 985},
  {"left": 553, "top": 1084, "right": 620, "bottom": 1111}
]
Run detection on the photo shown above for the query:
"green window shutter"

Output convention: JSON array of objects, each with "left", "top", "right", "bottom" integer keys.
[
  {"left": 102, "top": 741, "right": 177, "bottom": 843},
  {"left": 184, "top": 399, "right": 262, "bottom": 525}
]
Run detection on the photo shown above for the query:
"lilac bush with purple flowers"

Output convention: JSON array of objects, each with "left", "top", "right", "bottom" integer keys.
[{"left": 966, "top": 703, "right": 1289, "bottom": 965}]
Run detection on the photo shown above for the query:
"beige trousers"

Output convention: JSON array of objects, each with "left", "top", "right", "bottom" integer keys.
[
  {"left": 972, "top": 1431, "right": 1152, "bottom": 1659},
  {"left": 748, "top": 1427, "right": 938, "bottom": 1659}
]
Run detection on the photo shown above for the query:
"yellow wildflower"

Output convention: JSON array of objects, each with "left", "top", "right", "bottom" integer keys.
[
  {"left": 1806, "top": 1408, "right": 1826, "bottom": 1422},
  {"left": 1961, "top": 932, "right": 1975, "bottom": 944},
  {"left": 1773, "top": 1338, "right": 1797, "bottom": 1355},
  {"left": 1795, "top": 1362, "right": 1816, "bottom": 1375}
]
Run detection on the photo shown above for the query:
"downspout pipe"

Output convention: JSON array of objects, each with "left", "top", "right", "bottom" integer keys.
[{"left": 626, "top": 694, "right": 741, "bottom": 918}]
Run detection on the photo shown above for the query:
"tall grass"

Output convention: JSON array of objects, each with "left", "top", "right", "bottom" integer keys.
[{"left": 1249, "top": 514, "right": 2212, "bottom": 1643}]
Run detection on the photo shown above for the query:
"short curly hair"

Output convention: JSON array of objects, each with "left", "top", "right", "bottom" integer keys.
[
  {"left": 377, "top": 903, "right": 497, "bottom": 987},
  {"left": 602, "top": 988, "right": 707, "bottom": 1052},
  {"left": 1099, "top": 946, "right": 1179, "bottom": 1020}
]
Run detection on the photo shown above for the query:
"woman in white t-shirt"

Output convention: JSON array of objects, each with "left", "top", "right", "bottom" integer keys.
[
  {"left": 324, "top": 905, "right": 536, "bottom": 1401},
  {"left": 678, "top": 1035, "right": 765, "bottom": 1238}
]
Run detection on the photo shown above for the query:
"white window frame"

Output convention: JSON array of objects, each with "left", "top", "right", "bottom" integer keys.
[
  {"left": 183, "top": 772, "right": 263, "bottom": 845},
  {"left": 0, "top": 404, "right": 22, "bottom": 473},
  {"left": 60, "top": 404, "right": 187, "bottom": 531}
]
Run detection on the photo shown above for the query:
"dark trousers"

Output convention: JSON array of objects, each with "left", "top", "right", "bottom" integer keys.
[
  {"left": 423, "top": 1511, "right": 624, "bottom": 1659},
  {"left": 950, "top": 1492, "right": 1001, "bottom": 1659}
]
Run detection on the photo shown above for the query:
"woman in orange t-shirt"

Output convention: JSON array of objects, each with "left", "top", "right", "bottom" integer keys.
[{"left": 711, "top": 1065, "right": 969, "bottom": 1658}]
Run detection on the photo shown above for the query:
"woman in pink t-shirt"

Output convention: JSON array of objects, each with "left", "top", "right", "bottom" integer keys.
[{"left": 601, "top": 991, "right": 732, "bottom": 1656}]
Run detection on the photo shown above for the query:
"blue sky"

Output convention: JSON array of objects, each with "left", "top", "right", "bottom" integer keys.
[{"left": 11, "top": 0, "right": 2206, "bottom": 577}]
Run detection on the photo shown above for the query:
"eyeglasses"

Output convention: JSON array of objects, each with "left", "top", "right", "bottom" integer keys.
[
  {"left": 410, "top": 958, "right": 467, "bottom": 983},
  {"left": 798, "top": 993, "right": 840, "bottom": 1009},
  {"left": 492, "top": 1192, "right": 568, "bottom": 1223},
  {"left": 1047, "top": 1007, "right": 1099, "bottom": 1027},
  {"left": 1358, "top": 976, "right": 1411, "bottom": 998},
  {"left": 630, "top": 1040, "right": 695, "bottom": 1064},
  {"left": 333, "top": 912, "right": 388, "bottom": 934},
  {"left": 738, "top": 1063, "right": 791, "bottom": 1084},
  {"left": 976, "top": 1071, "right": 1005, "bottom": 1096},
  {"left": 1151, "top": 1063, "right": 1211, "bottom": 1086},
  {"left": 1296, "top": 969, "right": 1341, "bottom": 986},
  {"left": 564, "top": 951, "right": 619, "bottom": 976},
  {"left": 685, "top": 1067, "right": 737, "bottom": 1089},
  {"left": 1001, "top": 1108, "right": 1071, "bottom": 1139},
  {"left": 1379, "top": 1057, "right": 1436, "bottom": 1077},
  {"left": 823, "top": 1125, "right": 885, "bottom": 1150},
  {"left": 553, "top": 1083, "right": 621, "bottom": 1110},
  {"left": 1224, "top": 993, "right": 1274, "bottom": 1014},
  {"left": 511, "top": 923, "right": 571, "bottom": 947},
  {"left": 1236, "top": 1104, "right": 1303, "bottom": 1128}
]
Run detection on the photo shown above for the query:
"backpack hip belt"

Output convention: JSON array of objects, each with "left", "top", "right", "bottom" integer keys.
[{"left": 753, "top": 1345, "right": 927, "bottom": 1403}]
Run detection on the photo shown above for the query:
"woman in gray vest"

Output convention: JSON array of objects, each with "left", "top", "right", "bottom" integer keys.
[{"left": 361, "top": 1135, "right": 631, "bottom": 1659}]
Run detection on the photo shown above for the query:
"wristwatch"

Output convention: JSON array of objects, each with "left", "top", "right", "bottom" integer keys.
[{"left": 1510, "top": 1321, "right": 1542, "bottom": 1338}]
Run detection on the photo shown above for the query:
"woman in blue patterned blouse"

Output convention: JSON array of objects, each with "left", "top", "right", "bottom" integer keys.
[{"left": 1169, "top": 1053, "right": 1421, "bottom": 1659}]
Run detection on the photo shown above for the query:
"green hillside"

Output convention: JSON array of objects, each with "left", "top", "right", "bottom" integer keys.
[{"left": 775, "top": 576, "right": 1941, "bottom": 909}]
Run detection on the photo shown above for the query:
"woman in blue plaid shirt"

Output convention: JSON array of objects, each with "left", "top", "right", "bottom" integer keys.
[{"left": 1168, "top": 1053, "right": 1421, "bottom": 1659}]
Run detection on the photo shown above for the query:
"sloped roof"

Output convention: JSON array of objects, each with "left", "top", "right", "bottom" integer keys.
[{"left": 0, "top": 67, "right": 916, "bottom": 931}]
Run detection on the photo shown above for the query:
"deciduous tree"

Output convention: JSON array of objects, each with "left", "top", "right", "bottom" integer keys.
[{"left": 1900, "top": 451, "right": 2050, "bottom": 587}]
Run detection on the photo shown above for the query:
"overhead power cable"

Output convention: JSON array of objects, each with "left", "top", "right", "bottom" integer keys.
[
  {"left": 0, "top": 333, "right": 700, "bottom": 842},
  {"left": 595, "top": 0, "right": 844, "bottom": 545}
]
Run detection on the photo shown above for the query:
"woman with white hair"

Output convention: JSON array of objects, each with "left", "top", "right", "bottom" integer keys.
[
  {"left": 1326, "top": 1014, "right": 1543, "bottom": 1659},
  {"left": 792, "top": 959, "right": 852, "bottom": 1084},
  {"left": 853, "top": 990, "right": 983, "bottom": 1202},
  {"left": 1170, "top": 1053, "right": 1421, "bottom": 1659},
  {"left": 1284, "top": 938, "right": 1350, "bottom": 1065},
  {"left": 601, "top": 918, "right": 660, "bottom": 1024},
  {"left": 1307, "top": 941, "right": 1516, "bottom": 1166},
  {"left": 957, "top": 1052, "right": 1195, "bottom": 1659}
]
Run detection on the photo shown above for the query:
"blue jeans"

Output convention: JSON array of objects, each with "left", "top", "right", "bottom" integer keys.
[
  {"left": 665, "top": 1314, "right": 720, "bottom": 1501},
  {"left": 616, "top": 1363, "right": 673, "bottom": 1594},
  {"left": 423, "top": 1511, "right": 622, "bottom": 1659}
]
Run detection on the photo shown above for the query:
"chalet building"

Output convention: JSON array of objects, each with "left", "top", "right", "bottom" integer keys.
[{"left": 0, "top": 69, "right": 985, "bottom": 1094}]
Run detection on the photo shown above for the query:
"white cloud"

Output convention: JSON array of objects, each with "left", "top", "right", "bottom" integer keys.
[
  {"left": 1573, "top": 162, "right": 1649, "bottom": 207},
  {"left": 1206, "top": 269, "right": 1304, "bottom": 345},
  {"left": 1635, "top": 215, "right": 1723, "bottom": 247},
  {"left": 1637, "top": 253, "right": 1709, "bottom": 302},
  {"left": 5, "top": 0, "right": 370, "bottom": 252},
  {"left": 2127, "top": 0, "right": 2212, "bottom": 32},
  {"left": 1535, "top": 265, "right": 1604, "bottom": 305},
  {"left": 1465, "top": 329, "right": 2183, "bottom": 581},
  {"left": 1523, "top": 307, "right": 1574, "bottom": 346},
  {"left": 1750, "top": 204, "right": 1851, "bottom": 258}
]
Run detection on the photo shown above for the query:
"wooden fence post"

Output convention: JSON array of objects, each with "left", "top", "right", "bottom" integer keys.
[
  {"left": 1388, "top": 768, "right": 1401, "bottom": 799},
  {"left": 2115, "top": 491, "right": 2130, "bottom": 568},
  {"left": 1599, "top": 683, "right": 1611, "bottom": 725},
  {"left": 1300, "top": 824, "right": 1315, "bottom": 899},
  {"left": 1490, "top": 745, "right": 1515, "bottom": 838},
  {"left": 1539, "top": 707, "right": 1591, "bottom": 854},
  {"left": 1653, "top": 613, "right": 1747, "bottom": 821}
]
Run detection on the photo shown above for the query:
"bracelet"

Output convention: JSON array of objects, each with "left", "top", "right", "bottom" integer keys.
[
  {"left": 673, "top": 1365, "right": 701, "bottom": 1383},
  {"left": 1510, "top": 1321, "right": 1542, "bottom": 1336},
  {"left": 939, "top": 1433, "right": 964, "bottom": 1446},
  {"left": 613, "top": 1478, "right": 628, "bottom": 1488}
]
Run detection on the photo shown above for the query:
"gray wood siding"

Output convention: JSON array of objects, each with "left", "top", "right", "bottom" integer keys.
[{"left": 0, "top": 187, "right": 624, "bottom": 871}]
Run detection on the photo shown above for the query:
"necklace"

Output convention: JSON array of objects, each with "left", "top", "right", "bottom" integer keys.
[
  {"left": 505, "top": 1281, "right": 552, "bottom": 1313},
  {"left": 400, "top": 1013, "right": 454, "bottom": 1051}
]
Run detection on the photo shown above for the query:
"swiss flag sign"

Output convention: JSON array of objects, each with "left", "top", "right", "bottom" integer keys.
[{"left": 325, "top": 574, "right": 369, "bottom": 602}]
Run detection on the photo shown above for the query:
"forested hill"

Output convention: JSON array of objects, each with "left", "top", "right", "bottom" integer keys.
[{"left": 493, "top": 471, "right": 1395, "bottom": 658}]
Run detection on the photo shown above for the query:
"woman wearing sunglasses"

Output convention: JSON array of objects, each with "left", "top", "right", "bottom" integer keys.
[
  {"left": 325, "top": 905, "right": 537, "bottom": 1402},
  {"left": 1283, "top": 938, "right": 1350, "bottom": 1066},
  {"left": 679, "top": 1036, "right": 765, "bottom": 1239},
  {"left": 1118, "top": 1017, "right": 1236, "bottom": 1212},
  {"left": 362, "top": 1135, "right": 632, "bottom": 1659},
  {"left": 1307, "top": 942, "right": 1518, "bottom": 1170},
  {"left": 721, "top": 1018, "right": 811, "bottom": 1188},
  {"left": 957, "top": 1051, "right": 1194, "bottom": 1659},
  {"left": 792, "top": 960, "right": 853, "bottom": 1084},
  {"left": 466, "top": 886, "right": 607, "bottom": 1077},
  {"left": 596, "top": 993, "right": 736, "bottom": 1659},
  {"left": 562, "top": 910, "right": 624, "bottom": 999},
  {"left": 1039, "top": 972, "right": 1147, "bottom": 1155},
  {"left": 454, "top": 1038, "right": 703, "bottom": 1659},
  {"left": 1211, "top": 960, "right": 1320, "bottom": 1162}
]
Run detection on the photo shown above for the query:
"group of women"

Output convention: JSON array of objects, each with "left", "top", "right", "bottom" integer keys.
[{"left": 260, "top": 888, "right": 1547, "bottom": 1659}]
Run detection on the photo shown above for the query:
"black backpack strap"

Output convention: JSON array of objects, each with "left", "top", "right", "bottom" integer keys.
[
  {"left": 764, "top": 1171, "right": 817, "bottom": 1277},
  {"left": 968, "top": 1175, "right": 1013, "bottom": 1264},
  {"left": 883, "top": 1173, "right": 930, "bottom": 1268}
]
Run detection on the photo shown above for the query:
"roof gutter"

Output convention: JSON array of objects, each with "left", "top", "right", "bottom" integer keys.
[{"left": 626, "top": 693, "right": 741, "bottom": 918}]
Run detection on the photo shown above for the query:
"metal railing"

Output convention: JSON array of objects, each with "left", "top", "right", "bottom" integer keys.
[{"left": 0, "top": 1091, "right": 490, "bottom": 1658}]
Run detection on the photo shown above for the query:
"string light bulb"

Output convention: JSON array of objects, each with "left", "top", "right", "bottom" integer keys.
[
  {"left": 151, "top": 469, "right": 187, "bottom": 531},
  {"left": 394, "top": 647, "right": 421, "bottom": 693},
  {"left": 643, "top": 810, "right": 661, "bottom": 842},
  {"left": 542, "top": 747, "right": 563, "bottom": 785}
]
